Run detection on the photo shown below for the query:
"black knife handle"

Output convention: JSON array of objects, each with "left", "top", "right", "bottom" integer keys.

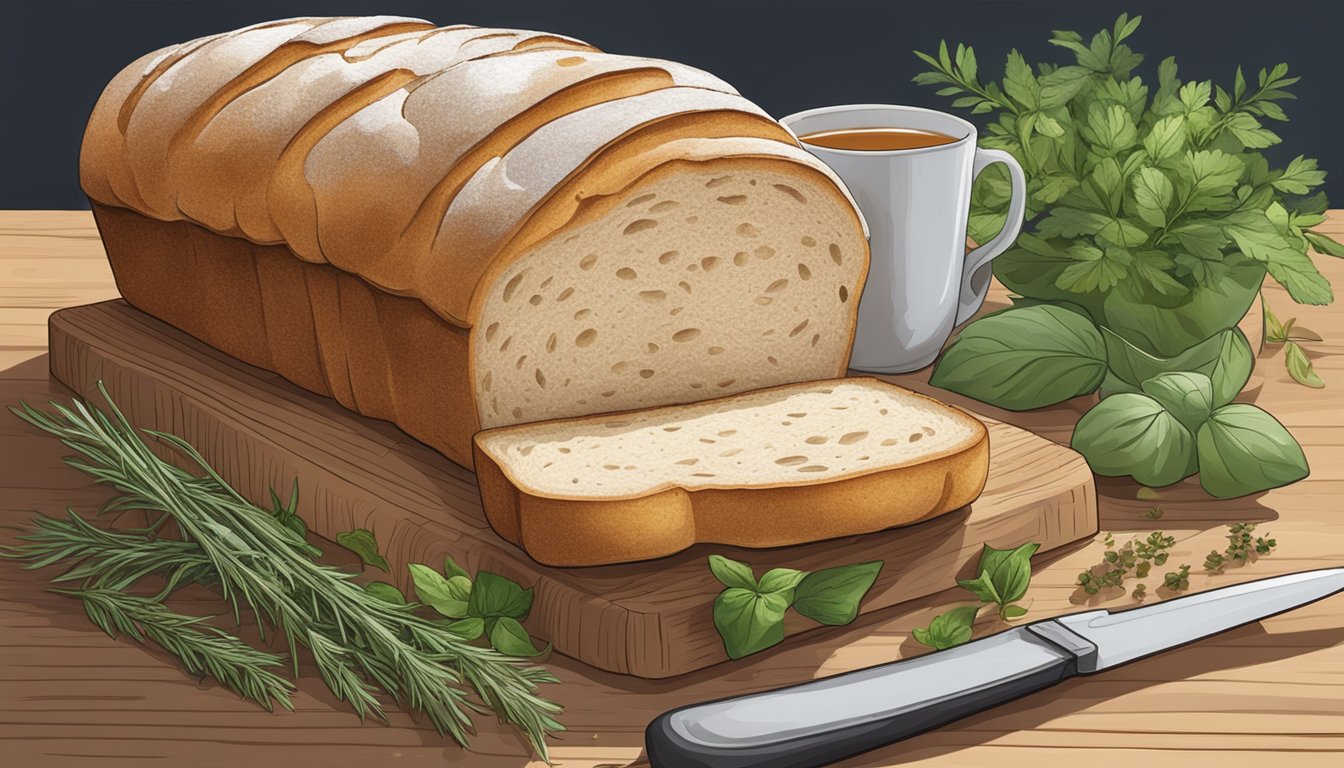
[{"left": 646, "top": 627, "right": 1081, "bottom": 768}]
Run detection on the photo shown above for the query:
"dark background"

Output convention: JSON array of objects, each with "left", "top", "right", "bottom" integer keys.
[{"left": 3, "top": 0, "right": 1341, "bottom": 209}]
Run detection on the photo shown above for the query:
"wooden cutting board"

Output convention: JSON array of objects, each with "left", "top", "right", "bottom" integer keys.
[{"left": 46, "top": 300, "right": 1098, "bottom": 679}]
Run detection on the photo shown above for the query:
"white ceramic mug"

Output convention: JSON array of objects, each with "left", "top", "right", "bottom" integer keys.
[{"left": 781, "top": 104, "right": 1026, "bottom": 373}]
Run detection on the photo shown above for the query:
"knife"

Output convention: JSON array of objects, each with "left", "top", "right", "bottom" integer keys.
[{"left": 646, "top": 567, "right": 1344, "bottom": 768}]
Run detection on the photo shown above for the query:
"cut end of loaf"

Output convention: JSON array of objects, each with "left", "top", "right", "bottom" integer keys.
[
  {"left": 472, "top": 162, "right": 867, "bottom": 429},
  {"left": 475, "top": 379, "right": 985, "bottom": 498}
]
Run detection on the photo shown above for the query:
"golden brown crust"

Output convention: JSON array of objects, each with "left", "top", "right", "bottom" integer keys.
[
  {"left": 80, "top": 18, "right": 865, "bottom": 331},
  {"left": 472, "top": 382, "right": 990, "bottom": 567}
]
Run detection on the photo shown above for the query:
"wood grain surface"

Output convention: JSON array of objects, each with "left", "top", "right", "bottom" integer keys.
[
  {"left": 44, "top": 300, "right": 1097, "bottom": 678},
  {"left": 2, "top": 211, "right": 1343, "bottom": 767}
]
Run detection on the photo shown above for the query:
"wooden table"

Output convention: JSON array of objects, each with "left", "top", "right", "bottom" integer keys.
[{"left": 2, "top": 211, "right": 1342, "bottom": 767}]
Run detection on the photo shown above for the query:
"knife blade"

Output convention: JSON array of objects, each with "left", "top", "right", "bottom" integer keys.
[{"left": 646, "top": 567, "right": 1344, "bottom": 768}]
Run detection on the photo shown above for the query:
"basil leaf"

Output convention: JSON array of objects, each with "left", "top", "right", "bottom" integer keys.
[
  {"left": 912, "top": 605, "right": 980, "bottom": 650},
  {"left": 1208, "top": 329, "right": 1255, "bottom": 406},
  {"left": 713, "top": 587, "right": 790, "bottom": 660},
  {"left": 708, "top": 554, "right": 757, "bottom": 591},
  {"left": 792, "top": 562, "right": 883, "bottom": 626},
  {"left": 1196, "top": 404, "right": 1309, "bottom": 498},
  {"left": 1284, "top": 342, "right": 1325, "bottom": 388},
  {"left": 363, "top": 581, "right": 406, "bottom": 606},
  {"left": 1072, "top": 394, "right": 1197, "bottom": 487},
  {"left": 336, "top": 528, "right": 389, "bottom": 572},
  {"left": 443, "top": 556, "right": 471, "bottom": 581},
  {"left": 468, "top": 571, "right": 534, "bottom": 620},
  {"left": 930, "top": 305, "right": 1107, "bottom": 410},
  {"left": 409, "top": 563, "right": 469, "bottom": 618},
  {"left": 1141, "top": 371, "right": 1214, "bottom": 432},
  {"left": 489, "top": 616, "right": 545, "bottom": 657},
  {"left": 444, "top": 617, "right": 484, "bottom": 641},
  {"left": 756, "top": 567, "right": 807, "bottom": 598},
  {"left": 966, "top": 542, "right": 1039, "bottom": 606},
  {"left": 955, "top": 572, "right": 1001, "bottom": 605},
  {"left": 1102, "top": 326, "right": 1251, "bottom": 404}
]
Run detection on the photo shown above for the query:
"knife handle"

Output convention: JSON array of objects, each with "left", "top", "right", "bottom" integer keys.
[{"left": 646, "top": 627, "right": 1080, "bottom": 768}]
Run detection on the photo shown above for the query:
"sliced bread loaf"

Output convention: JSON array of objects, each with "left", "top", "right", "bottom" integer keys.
[{"left": 473, "top": 378, "right": 989, "bottom": 566}]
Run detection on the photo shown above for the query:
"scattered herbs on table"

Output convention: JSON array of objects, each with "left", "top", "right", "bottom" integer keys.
[
  {"left": 1077, "top": 522, "right": 1278, "bottom": 598},
  {"left": 1, "top": 385, "right": 563, "bottom": 760},
  {"left": 914, "top": 14, "right": 1336, "bottom": 498},
  {"left": 1263, "top": 297, "right": 1326, "bottom": 387},
  {"left": 912, "top": 541, "right": 1041, "bottom": 651},
  {"left": 707, "top": 554, "right": 882, "bottom": 660}
]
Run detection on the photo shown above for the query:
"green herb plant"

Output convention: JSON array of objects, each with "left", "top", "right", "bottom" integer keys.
[
  {"left": 913, "top": 541, "right": 1039, "bottom": 650},
  {"left": 3, "top": 386, "right": 562, "bottom": 760},
  {"left": 915, "top": 14, "right": 1336, "bottom": 497},
  {"left": 708, "top": 554, "right": 882, "bottom": 659}
]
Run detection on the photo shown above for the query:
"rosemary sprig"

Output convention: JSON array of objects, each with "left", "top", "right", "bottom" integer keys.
[
  {"left": 62, "top": 586, "right": 296, "bottom": 709},
  {"left": 7, "top": 385, "right": 563, "bottom": 759}
]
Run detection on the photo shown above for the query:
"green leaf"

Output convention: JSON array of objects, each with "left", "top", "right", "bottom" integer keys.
[
  {"left": 444, "top": 617, "right": 484, "bottom": 641},
  {"left": 363, "top": 581, "right": 406, "bottom": 606},
  {"left": 1105, "top": 327, "right": 1255, "bottom": 409},
  {"left": 912, "top": 605, "right": 980, "bottom": 650},
  {"left": 442, "top": 556, "right": 471, "bottom": 581},
  {"left": 1056, "top": 245, "right": 1132, "bottom": 292},
  {"left": 1180, "top": 150, "right": 1243, "bottom": 210},
  {"left": 1196, "top": 405, "right": 1309, "bottom": 497},
  {"left": 1037, "top": 208, "right": 1110, "bottom": 238},
  {"left": 792, "top": 562, "right": 883, "bottom": 626},
  {"left": 1072, "top": 393, "right": 1197, "bottom": 487},
  {"left": 757, "top": 567, "right": 807, "bottom": 598},
  {"left": 1085, "top": 104, "right": 1139, "bottom": 157},
  {"left": 1141, "top": 371, "right": 1215, "bottom": 433},
  {"left": 1227, "top": 213, "right": 1333, "bottom": 304},
  {"left": 930, "top": 305, "right": 1107, "bottom": 410},
  {"left": 468, "top": 571, "right": 533, "bottom": 621},
  {"left": 1273, "top": 156, "right": 1326, "bottom": 195},
  {"left": 708, "top": 554, "right": 757, "bottom": 591},
  {"left": 1224, "top": 112, "right": 1280, "bottom": 149},
  {"left": 336, "top": 529, "right": 389, "bottom": 573},
  {"left": 489, "top": 616, "right": 545, "bottom": 657},
  {"left": 1284, "top": 342, "right": 1325, "bottom": 388},
  {"left": 1038, "top": 66, "right": 1091, "bottom": 109},
  {"left": 1003, "top": 50, "right": 1039, "bottom": 109},
  {"left": 1305, "top": 231, "right": 1344, "bottom": 258},
  {"left": 1131, "top": 167, "right": 1174, "bottom": 227},
  {"left": 409, "top": 563, "right": 470, "bottom": 618},
  {"left": 975, "top": 541, "right": 1041, "bottom": 605},
  {"left": 1130, "top": 250, "right": 1188, "bottom": 297},
  {"left": 1143, "top": 115, "right": 1187, "bottom": 161},
  {"left": 956, "top": 571, "right": 1002, "bottom": 605},
  {"left": 1002, "top": 604, "right": 1030, "bottom": 620},
  {"left": 713, "top": 587, "right": 790, "bottom": 660}
]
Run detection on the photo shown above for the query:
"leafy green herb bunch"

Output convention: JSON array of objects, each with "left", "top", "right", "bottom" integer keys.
[{"left": 914, "top": 14, "right": 1338, "bottom": 497}]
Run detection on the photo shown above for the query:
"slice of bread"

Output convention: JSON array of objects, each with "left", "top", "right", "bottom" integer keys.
[{"left": 473, "top": 378, "right": 989, "bottom": 566}]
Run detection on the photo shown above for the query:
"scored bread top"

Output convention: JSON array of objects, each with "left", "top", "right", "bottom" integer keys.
[
  {"left": 474, "top": 379, "right": 987, "bottom": 498},
  {"left": 81, "top": 16, "right": 865, "bottom": 328}
]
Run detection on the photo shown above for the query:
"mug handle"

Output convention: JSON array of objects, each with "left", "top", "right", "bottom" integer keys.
[{"left": 956, "top": 148, "right": 1027, "bottom": 326}]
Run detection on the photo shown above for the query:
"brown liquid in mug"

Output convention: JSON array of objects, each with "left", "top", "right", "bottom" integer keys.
[{"left": 799, "top": 127, "right": 960, "bottom": 151}]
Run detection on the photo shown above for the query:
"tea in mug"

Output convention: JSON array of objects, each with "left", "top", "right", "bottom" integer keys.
[{"left": 798, "top": 127, "right": 960, "bottom": 151}]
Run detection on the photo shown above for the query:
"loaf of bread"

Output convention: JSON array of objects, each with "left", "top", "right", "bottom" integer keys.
[
  {"left": 81, "top": 16, "right": 870, "bottom": 468},
  {"left": 474, "top": 378, "right": 989, "bottom": 566}
]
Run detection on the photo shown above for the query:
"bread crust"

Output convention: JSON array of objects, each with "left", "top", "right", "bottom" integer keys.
[
  {"left": 80, "top": 18, "right": 866, "bottom": 330},
  {"left": 473, "top": 379, "right": 990, "bottom": 567}
]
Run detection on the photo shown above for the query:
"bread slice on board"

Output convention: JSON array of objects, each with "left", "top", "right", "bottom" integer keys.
[{"left": 474, "top": 378, "right": 990, "bottom": 566}]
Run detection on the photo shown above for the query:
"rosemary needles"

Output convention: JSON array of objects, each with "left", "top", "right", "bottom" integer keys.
[{"left": 3, "top": 384, "right": 563, "bottom": 759}]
